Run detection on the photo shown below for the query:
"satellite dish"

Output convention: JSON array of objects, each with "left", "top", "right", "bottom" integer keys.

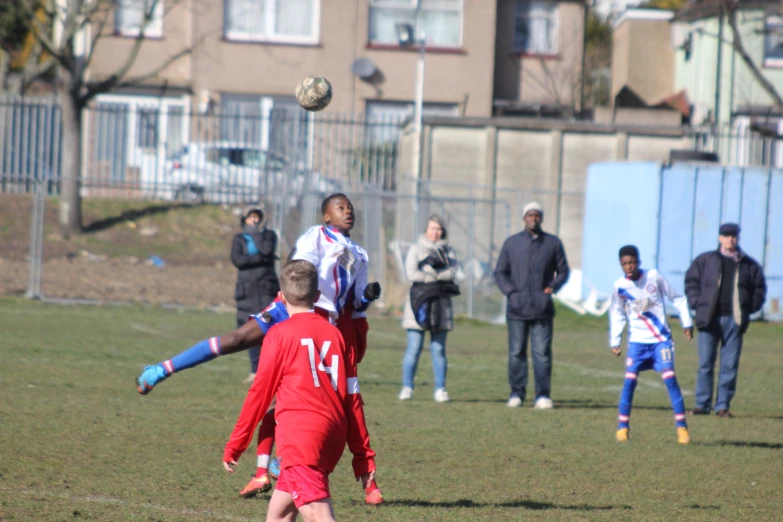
[{"left": 351, "top": 58, "right": 377, "bottom": 81}]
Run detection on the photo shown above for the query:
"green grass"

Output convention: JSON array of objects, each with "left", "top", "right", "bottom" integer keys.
[{"left": 1, "top": 299, "right": 781, "bottom": 521}]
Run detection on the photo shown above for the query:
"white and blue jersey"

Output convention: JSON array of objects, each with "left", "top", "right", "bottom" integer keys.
[
  {"left": 251, "top": 226, "right": 371, "bottom": 334},
  {"left": 291, "top": 225, "right": 370, "bottom": 318},
  {"left": 609, "top": 268, "right": 692, "bottom": 348}
]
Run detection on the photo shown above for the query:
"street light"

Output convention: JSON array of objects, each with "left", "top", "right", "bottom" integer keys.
[{"left": 396, "top": 23, "right": 426, "bottom": 136}]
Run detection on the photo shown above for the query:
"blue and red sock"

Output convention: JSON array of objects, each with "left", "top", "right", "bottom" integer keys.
[
  {"left": 159, "top": 337, "right": 223, "bottom": 376},
  {"left": 662, "top": 370, "right": 687, "bottom": 428},
  {"left": 618, "top": 372, "right": 638, "bottom": 429}
]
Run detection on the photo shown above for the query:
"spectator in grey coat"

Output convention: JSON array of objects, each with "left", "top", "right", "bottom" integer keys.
[
  {"left": 231, "top": 206, "right": 280, "bottom": 383},
  {"left": 684, "top": 223, "right": 766, "bottom": 418},
  {"left": 494, "top": 202, "right": 570, "bottom": 409},
  {"left": 399, "top": 215, "right": 462, "bottom": 403}
]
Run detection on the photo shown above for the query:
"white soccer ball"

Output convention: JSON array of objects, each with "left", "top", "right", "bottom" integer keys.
[{"left": 295, "top": 76, "right": 333, "bottom": 112}]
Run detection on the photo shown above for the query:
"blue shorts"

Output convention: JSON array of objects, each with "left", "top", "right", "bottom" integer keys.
[{"left": 625, "top": 341, "right": 675, "bottom": 374}]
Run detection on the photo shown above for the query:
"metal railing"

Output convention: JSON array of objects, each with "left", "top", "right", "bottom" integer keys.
[{"left": 1, "top": 96, "right": 404, "bottom": 200}]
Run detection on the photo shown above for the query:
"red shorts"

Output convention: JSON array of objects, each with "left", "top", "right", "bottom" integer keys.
[{"left": 275, "top": 465, "right": 331, "bottom": 508}]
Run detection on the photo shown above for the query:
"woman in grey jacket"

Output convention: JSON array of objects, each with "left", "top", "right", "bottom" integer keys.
[{"left": 399, "top": 215, "right": 462, "bottom": 403}]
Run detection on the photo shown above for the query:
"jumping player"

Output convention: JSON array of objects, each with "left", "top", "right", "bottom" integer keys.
[
  {"left": 224, "top": 260, "right": 351, "bottom": 522},
  {"left": 609, "top": 245, "right": 693, "bottom": 444},
  {"left": 136, "top": 193, "right": 384, "bottom": 504}
]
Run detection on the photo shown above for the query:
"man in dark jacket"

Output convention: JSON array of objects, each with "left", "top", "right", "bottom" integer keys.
[
  {"left": 231, "top": 206, "right": 280, "bottom": 383},
  {"left": 494, "top": 202, "right": 570, "bottom": 409},
  {"left": 684, "top": 223, "right": 766, "bottom": 418}
]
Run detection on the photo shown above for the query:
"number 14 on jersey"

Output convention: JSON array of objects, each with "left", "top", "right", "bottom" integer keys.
[{"left": 302, "top": 338, "right": 339, "bottom": 390}]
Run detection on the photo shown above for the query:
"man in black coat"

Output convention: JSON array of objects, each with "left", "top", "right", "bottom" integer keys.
[
  {"left": 231, "top": 206, "right": 280, "bottom": 383},
  {"left": 494, "top": 202, "right": 570, "bottom": 409},
  {"left": 684, "top": 223, "right": 766, "bottom": 418}
]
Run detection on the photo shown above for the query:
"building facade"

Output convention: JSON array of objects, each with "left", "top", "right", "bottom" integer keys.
[
  {"left": 673, "top": 1, "right": 783, "bottom": 127},
  {"left": 88, "top": 0, "right": 585, "bottom": 118}
]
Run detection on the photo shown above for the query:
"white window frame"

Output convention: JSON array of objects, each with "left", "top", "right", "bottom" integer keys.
[
  {"left": 513, "top": 0, "right": 558, "bottom": 56},
  {"left": 763, "top": 15, "right": 783, "bottom": 68},
  {"left": 368, "top": 0, "right": 464, "bottom": 49},
  {"left": 224, "top": 0, "right": 321, "bottom": 45},
  {"left": 94, "top": 93, "right": 190, "bottom": 167},
  {"left": 115, "top": 0, "right": 165, "bottom": 38}
]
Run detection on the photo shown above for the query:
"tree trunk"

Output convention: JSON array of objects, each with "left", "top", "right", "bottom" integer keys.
[{"left": 57, "top": 71, "right": 82, "bottom": 236}]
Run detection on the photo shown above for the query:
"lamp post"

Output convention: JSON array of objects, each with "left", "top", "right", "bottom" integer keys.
[
  {"left": 396, "top": 23, "right": 426, "bottom": 136},
  {"left": 396, "top": 23, "right": 427, "bottom": 239}
]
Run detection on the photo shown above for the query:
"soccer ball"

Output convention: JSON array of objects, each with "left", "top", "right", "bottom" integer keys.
[{"left": 295, "top": 76, "right": 333, "bottom": 112}]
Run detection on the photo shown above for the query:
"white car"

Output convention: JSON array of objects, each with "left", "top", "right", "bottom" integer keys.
[
  {"left": 141, "top": 142, "right": 291, "bottom": 204},
  {"left": 141, "top": 142, "right": 341, "bottom": 204}
]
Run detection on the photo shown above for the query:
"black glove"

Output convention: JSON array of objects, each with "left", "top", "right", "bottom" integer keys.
[
  {"left": 418, "top": 249, "right": 448, "bottom": 270},
  {"left": 363, "top": 282, "right": 382, "bottom": 301}
]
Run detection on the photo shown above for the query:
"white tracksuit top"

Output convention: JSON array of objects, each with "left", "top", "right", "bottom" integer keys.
[
  {"left": 292, "top": 225, "right": 369, "bottom": 318},
  {"left": 609, "top": 268, "right": 693, "bottom": 347}
]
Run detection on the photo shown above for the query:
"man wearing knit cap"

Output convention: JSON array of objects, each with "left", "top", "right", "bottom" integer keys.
[
  {"left": 494, "top": 201, "right": 570, "bottom": 409},
  {"left": 684, "top": 222, "right": 766, "bottom": 418}
]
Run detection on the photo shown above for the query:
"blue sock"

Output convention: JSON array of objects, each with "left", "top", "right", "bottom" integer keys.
[
  {"left": 161, "top": 337, "right": 223, "bottom": 375},
  {"left": 662, "top": 370, "right": 687, "bottom": 428},
  {"left": 618, "top": 373, "right": 638, "bottom": 429}
]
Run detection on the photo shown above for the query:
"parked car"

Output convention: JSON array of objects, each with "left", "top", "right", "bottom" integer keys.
[{"left": 140, "top": 142, "right": 341, "bottom": 204}]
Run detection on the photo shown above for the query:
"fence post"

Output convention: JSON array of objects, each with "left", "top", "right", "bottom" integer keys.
[
  {"left": 467, "top": 199, "right": 476, "bottom": 318},
  {"left": 25, "top": 180, "right": 46, "bottom": 299}
]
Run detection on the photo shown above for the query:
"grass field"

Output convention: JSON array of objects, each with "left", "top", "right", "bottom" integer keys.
[{"left": 1, "top": 298, "right": 781, "bottom": 521}]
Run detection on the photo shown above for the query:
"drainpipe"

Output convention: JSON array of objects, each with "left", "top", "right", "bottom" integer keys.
[
  {"left": 714, "top": 6, "right": 724, "bottom": 138},
  {"left": 580, "top": 0, "right": 589, "bottom": 115}
]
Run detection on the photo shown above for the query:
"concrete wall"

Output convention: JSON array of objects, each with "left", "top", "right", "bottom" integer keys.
[{"left": 413, "top": 117, "right": 695, "bottom": 268}]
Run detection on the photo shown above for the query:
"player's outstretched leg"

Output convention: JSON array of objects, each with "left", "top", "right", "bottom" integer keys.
[
  {"left": 136, "top": 315, "right": 271, "bottom": 395},
  {"left": 661, "top": 369, "right": 690, "bottom": 444},
  {"left": 616, "top": 371, "right": 638, "bottom": 441},
  {"left": 136, "top": 337, "right": 222, "bottom": 394},
  {"left": 240, "top": 408, "right": 277, "bottom": 498}
]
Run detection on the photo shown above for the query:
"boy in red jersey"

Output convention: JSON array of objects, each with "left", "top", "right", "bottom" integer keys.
[
  {"left": 137, "top": 194, "right": 383, "bottom": 505},
  {"left": 223, "top": 260, "right": 356, "bottom": 522}
]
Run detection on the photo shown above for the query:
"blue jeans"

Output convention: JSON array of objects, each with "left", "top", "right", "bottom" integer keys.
[
  {"left": 507, "top": 318, "right": 553, "bottom": 401},
  {"left": 695, "top": 315, "right": 744, "bottom": 412},
  {"left": 402, "top": 329, "right": 448, "bottom": 390}
]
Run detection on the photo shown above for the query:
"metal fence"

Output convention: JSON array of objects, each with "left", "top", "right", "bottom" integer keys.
[
  {"left": 1, "top": 96, "right": 404, "bottom": 200},
  {"left": 12, "top": 181, "right": 510, "bottom": 322},
  {"left": 693, "top": 121, "right": 783, "bottom": 168}
]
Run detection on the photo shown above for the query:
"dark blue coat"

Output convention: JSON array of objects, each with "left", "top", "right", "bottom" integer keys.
[{"left": 494, "top": 230, "right": 570, "bottom": 320}]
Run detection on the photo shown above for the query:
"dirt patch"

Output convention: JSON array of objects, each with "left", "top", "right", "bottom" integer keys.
[
  {"left": 0, "top": 193, "right": 244, "bottom": 263},
  {"left": 1, "top": 257, "right": 238, "bottom": 308}
]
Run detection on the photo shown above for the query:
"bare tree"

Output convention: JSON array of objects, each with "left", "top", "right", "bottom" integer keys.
[{"left": 11, "top": 0, "right": 197, "bottom": 235}]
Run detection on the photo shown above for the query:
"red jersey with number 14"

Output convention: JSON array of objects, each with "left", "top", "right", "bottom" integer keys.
[{"left": 224, "top": 312, "right": 349, "bottom": 473}]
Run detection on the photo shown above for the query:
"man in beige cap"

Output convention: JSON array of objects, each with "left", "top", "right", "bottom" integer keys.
[{"left": 494, "top": 202, "right": 570, "bottom": 409}]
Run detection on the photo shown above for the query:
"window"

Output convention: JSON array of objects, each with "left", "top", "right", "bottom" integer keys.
[
  {"left": 764, "top": 15, "right": 783, "bottom": 66},
  {"left": 513, "top": 1, "right": 557, "bottom": 55},
  {"left": 224, "top": 0, "right": 320, "bottom": 44},
  {"left": 115, "top": 0, "right": 164, "bottom": 37},
  {"left": 368, "top": 0, "right": 463, "bottom": 48}
]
